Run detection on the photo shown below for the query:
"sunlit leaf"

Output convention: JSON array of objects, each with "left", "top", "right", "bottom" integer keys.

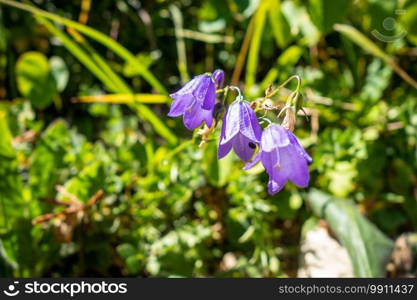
[{"left": 308, "top": 189, "right": 394, "bottom": 277}]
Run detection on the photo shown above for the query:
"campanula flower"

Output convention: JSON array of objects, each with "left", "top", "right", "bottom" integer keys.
[
  {"left": 218, "top": 100, "right": 262, "bottom": 162},
  {"left": 244, "top": 124, "right": 312, "bottom": 195},
  {"left": 168, "top": 70, "right": 224, "bottom": 130},
  {"left": 213, "top": 69, "right": 224, "bottom": 89}
]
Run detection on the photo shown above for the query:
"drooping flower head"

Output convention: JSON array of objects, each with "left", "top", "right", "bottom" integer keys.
[
  {"left": 218, "top": 99, "right": 262, "bottom": 162},
  {"left": 245, "top": 124, "right": 312, "bottom": 195},
  {"left": 168, "top": 69, "right": 224, "bottom": 130}
]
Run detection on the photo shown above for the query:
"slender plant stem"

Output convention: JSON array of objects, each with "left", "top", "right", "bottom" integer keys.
[
  {"left": 231, "top": 16, "right": 255, "bottom": 85},
  {"left": 169, "top": 4, "right": 189, "bottom": 84}
]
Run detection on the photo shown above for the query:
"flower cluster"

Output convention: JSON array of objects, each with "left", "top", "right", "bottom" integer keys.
[{"left": 168, "top": 70, "right": 311, "bottom": 195}]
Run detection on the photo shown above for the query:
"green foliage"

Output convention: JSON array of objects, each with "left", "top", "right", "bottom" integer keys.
[
  {"left": 0, "top": 0, "right": 416, "bottom": 278},
  {"left": 308, "top": 190, "right": 394, "bottom": 277},
  {"left": 16, "top": 52, "right": 57, "bottom": 109}
]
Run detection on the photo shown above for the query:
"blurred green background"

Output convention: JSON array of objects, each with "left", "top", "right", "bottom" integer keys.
[{"left": 0, "top": 0, "right": 417, "bottom": 277}]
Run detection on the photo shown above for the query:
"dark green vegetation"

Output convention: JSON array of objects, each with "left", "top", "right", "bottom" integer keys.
[{"left": 0, "top": 0, "right": 416, "bottom": 277}]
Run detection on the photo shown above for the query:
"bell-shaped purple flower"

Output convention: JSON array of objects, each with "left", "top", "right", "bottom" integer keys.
[
  {"left": 245, "top": 124, "right": 312, "bottom": 195},
  {"left": 168, "top": 70, "right": 224, "bottom": 130},
  {"left": 213, "top": 69, "right": 224, "bottom": 89},
  {"left": 218, "top": 100, "right": 262, "bottom": 162}
]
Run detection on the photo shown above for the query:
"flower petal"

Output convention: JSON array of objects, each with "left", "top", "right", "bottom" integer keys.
[
  {"left": 232, "top": 133, "right": 255, "bottom": 162},
  {"left": 261, "top": 125, "right": 290, "bottom": 152},
  {"left": 172, "top": 75, "right": 203, "bottom": 95},
  {"left": 239, "top": 101, "right": 262, "bottom": 143},
  {"left": 218, "top": 139, "right": 233, "bottom": 159},
  {"left": 279, "top": 145, "right": 309, "bottom": 187},
  {"left": 220, "top": 101, "right": 240, "bottom": 143},
  {"left": 167, "top": 94, "right": 193, "bottom": 117},
  {"left": 260, "top": 149, "right": 280, "bottom": 175},
  {"left": 183, "top": 100, "right": 212, "bottom": 130},
  {"left": 286, "top": 130, "right": 312, "bottom": 164},
  {"left": 267, "top": 174, "right": 287, "bottom": 195},
  {"left": 192, "top": 76, "right": 215, "bottom": 110}
]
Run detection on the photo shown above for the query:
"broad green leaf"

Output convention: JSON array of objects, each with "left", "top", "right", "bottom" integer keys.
[
  {"left": 16, "top": 51, "right": 57, "bottom": 109},
  {"left": 308, "top": 0, "right": 349, "bottom": 33},
  {"left": 307, "top": 189, "right": 394, "bottom": 277}
]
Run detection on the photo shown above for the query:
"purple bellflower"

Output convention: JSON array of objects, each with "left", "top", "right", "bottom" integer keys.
[
  {"left": 218, "top": 100, "right": 262, "bottom": 162},
  {"left": 168, "top": 70, "right": 224, "bottom": 130},
  {"left": 245, "top": 124, "right": 312, "bottom": 195}
]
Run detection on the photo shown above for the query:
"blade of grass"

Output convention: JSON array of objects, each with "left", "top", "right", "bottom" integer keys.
[
  {"left": 38, "top": 18, "right": 120, "bottom": 93},
  {"left": 245, "top": 1, "right": 268, "bottom": 92},
  {"left": 169, "top": 4, "right": 189, "bottom": 84},
  {"left": 334, "top": 24, "right": 417, "bottom": 89},
  {"left": 0, "top": 0, "right": 167, "bottom": 94},
  {"left": 38, "top": 18, "right": 177, "bottom": 145},
  {"left": 67, "top": 29, "right": 131, "bottom": 93},
  {"left": 73, "top": 94, "right": 170, "bottom": 104},
  {"left": 179, "top": 29, "right": 234, "bottom": 44}
]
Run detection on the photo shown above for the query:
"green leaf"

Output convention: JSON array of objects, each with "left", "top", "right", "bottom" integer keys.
[
  {"left": 308, "top": 0, "right": 350, "bottom": 33},
  {"left": 233, "top": 0, "right": 260, "bottom": 18},
  {"left": 245, "top": 1, "right": 268, "bottom": 92},
  {"left": 368, "top": 0, "right": 397, "bottom": 39},
  {"left": 49, "top": 56, "right": 69, "bottom": 92},
  {"left": 126, "top": 256, "right": 141, "bottom": 274},
  {"left": 0, "top": 0, "right": 167, "bottom": 94},
  {"left": 0, "top": 111, "right": 15, "bottom": 159},
  {"left": 29, "top": 119, "right": 71, "bottom": 198},
  {"left": 328, "top": 161, "right": 357, "bottom": 197},
  {"left": 307, "top": 189, "right": 394, "bottom": 277},
  {"left": 38, "top": 17, "right": 177, "bottom": 145},
  {"left": 16, "top": 51, "right": 57, "bottom": 109},
  {"left": 202, "top": 141, "right": 233, "bottom": 187},
  {"left": 116, "top": 243, "right": 136, "bottom": 260},
  {"left": 400, "top": 2, "right": 417, "bottom": 45},
  {"left": 0, "top": 111, "right": 24, "bottom": 230}
]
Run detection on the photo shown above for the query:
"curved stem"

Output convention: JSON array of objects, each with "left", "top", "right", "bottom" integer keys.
[{"left": 228, "top": 86, "right": 243, "bottom": 101}]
